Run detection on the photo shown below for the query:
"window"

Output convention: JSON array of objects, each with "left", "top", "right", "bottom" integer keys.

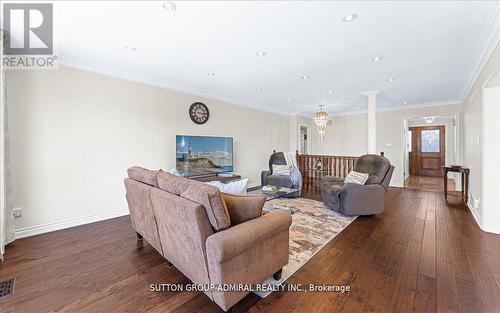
[{"left": 421, "top": 129, "right": 440, "bottom": 152}]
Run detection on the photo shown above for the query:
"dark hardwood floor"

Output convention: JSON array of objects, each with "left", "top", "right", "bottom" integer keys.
[
  {"left": 1, "top": 187, "right": 500, "bottom": 313},
  {"left": 404, "top": 175, "right": 456, "bottom": 193}
]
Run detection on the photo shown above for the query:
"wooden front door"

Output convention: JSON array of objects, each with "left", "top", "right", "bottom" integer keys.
[{"left": 409, "top": 125, "right": 445, "bottom": 177}]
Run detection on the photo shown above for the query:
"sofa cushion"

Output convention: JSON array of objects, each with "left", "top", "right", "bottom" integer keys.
[
  {"left": 180, "top": 182, "right": 231, "bottom": 231},
  {"left": 267, "top": 175, "right": 293, "bottom": 188},
  {"left": 127, "top": 166, "right": 162, "bottom": 187},
  {"left": 157, "top": 172, "right": 231, "bottom": 231},
  {"left": 157, "top": 172, "right": 193, "bottom": 195},
  {"left": 221, "top": 193, "right": 265, "bottom": 225}
]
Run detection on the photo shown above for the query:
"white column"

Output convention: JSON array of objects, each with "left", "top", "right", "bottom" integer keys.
[{"left": 363, "top": 90, "right": 380, "bottom": 154}]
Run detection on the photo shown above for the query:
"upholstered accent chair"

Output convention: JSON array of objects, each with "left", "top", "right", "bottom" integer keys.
[
  {"left": 124, "top": 167, "right": 292, "bottom": 312},
  {"left": 261, "top": 152, "right": 302, "bottom": 195},
  {"left": 320, "top": 155, "right": 394, "bottom": 216}
]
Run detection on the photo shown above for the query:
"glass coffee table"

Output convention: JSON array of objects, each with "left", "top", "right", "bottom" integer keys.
[{"left": 248, "top": 186, "right": 300, "bottom": 201}]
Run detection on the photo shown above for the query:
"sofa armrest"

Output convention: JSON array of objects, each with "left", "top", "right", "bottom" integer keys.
[
  {"left": 261, "top": 170, "right": 272, "bottom": 186},
  {"left": 206, "top": 210, "right": 292, "bottom": 263},
  {"left": 340, "top": 183, "right": 386, "bottom": 215},
  {"left": 321, "top": 176, "right": 345, "bottom": 185},
  {"left": 221, "top": 193, "right": 266, "bottom": 225}
]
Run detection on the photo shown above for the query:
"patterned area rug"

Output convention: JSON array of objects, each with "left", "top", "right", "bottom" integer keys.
[{"left": 255, "top": 197, "right": 357, "bottom": 298}]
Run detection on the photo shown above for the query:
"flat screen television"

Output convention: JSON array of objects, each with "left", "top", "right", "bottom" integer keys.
[{"left": 176, "top": 135, "right": 233, "bottom": 177}]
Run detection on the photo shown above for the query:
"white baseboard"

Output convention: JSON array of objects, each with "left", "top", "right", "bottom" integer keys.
[
  {"left": 15, "top": 209, "right": 130, "bottom": 239},
  {"left": 466, "top": 202, "right": 482, "bottom": 230}
]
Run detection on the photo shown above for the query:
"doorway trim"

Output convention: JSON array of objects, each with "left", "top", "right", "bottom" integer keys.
[
  {"left": 400, "top": 111, "right": 462, "bottom": 191},
  {"left": 409, "top": 125, "right": 446, "bottom": 177},
  {"left": 480, "top": 65, "right": 500, "bottom": 234},
  {"left": 298, "top": 123, "right": 312, "bottom": 155}
]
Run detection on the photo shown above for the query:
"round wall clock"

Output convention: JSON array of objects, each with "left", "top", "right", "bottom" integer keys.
[{"left": 189, "top": 102, "right": 209, "bottom": 124}]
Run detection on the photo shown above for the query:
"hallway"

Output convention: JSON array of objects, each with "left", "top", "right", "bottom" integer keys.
[{"left": 405, "top": 175, "right": 455, "bottom": 192}]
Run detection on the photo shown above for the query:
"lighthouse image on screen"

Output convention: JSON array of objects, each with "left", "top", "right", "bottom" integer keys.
[{"left": 175, "top": 135, "right": 233, "bottom": 177}]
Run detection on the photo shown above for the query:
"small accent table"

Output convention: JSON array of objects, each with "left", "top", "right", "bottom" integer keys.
[{"left": 443, "top": 166, "right": 470, "bottom": 203}]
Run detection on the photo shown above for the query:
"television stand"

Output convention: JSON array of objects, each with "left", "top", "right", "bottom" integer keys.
[{"left": 190, "top": 173, "right": 241, "bottom": 183}]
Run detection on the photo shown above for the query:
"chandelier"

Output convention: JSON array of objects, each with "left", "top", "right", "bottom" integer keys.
[{"left": 314, "top": 105, "right": 329, "bottom": 142}]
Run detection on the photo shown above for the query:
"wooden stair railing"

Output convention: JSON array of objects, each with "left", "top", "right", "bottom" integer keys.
[{"left": 296, "top": 152, "right": 359, "bottom": 189}]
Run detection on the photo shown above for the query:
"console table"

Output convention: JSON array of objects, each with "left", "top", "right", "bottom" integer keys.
[
  {"left": 443, "top": 166, "right": 469, "bottom": 203},
  {"left": 190, "top": 174, "right": 241, "bottom": 183}
]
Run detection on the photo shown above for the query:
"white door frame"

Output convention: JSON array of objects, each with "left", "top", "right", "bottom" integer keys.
[
  {"left": 400, "top": 112, "right": 462, "bottom": 190},
  {"left": 298, "top": 124, "right": 312, "bottom": 154},
  {"left": 481, "top": 65, "right": 500, "bottom": 234}
]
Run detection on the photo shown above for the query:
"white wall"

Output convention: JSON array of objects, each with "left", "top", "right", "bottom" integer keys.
[
  {"left": 310, "top": 113, "right": 368, "bottom": 156},
  {"left": 482, "top": 72, "right": 500, "bottom": 234},
  {"left": 7, "top": 66, "right": 290, "bottom": 234},
  {"left": 462, "top": 41, "right": 500, "bottom": 228},
  {"left": 305, "top": 103, "right": 462, "bottom": 187}
]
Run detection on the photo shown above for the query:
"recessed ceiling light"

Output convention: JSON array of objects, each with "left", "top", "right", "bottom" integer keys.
[
  {"left": 301, "top": 75, "right": 310, "bottom": 80},
  {"left": 256, "top": 51, "right": 266, "bottom": 56},
  {"left": 125, "top": 46, "right": 136, "bottom": 51},
  {"left": 328, "top": 90, "right": 334, "bottom": 94},
  {"left": 423, "top": 116, "right": 436, "bottom": 124},
  {"left": 343, "top": 13, "right": 357, "bottom": 22},
  {"left": 162, "top": 1, "right": 176, "bottom": 11},
  {"left": 387, "top": 78, "right": 396, "bottom": 82},
  {"left": 372, "top": 56, "right": 383, "bottom": 62},
  {"left": 404, "top": 101, "right": 408, "bottom": 105},
  {"left": 206, "top": 72, "right": 215, "bottom": 76},
  {"left": 256, "top": 88, "right": 263, "bottom": 91}
]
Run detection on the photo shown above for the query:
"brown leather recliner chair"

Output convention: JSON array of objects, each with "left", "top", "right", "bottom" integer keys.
[{"left": 320, "top": 155, "right": 394, "bottom": 216}]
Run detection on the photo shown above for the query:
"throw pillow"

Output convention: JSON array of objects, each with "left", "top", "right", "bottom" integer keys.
[
  {"left": 207, "top": 178, "right": 248, "bottom": 195},
  {"left": 272, "top": 164, "right": 292, "bottom": 176},
  {"left": 169, "top": 167, "right": 182, "bottom": 176},
  {"left": 345, "top": 170, "right": 369, "bottom": 185},
  {"left": 180, "top": 184, "right": 231, "bottom": 231}
]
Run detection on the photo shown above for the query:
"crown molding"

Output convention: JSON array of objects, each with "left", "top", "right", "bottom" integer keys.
[
  {"left": 57, "top": 55, "right": 291, "bottom": 117},
  {"left": 459, "top": 2, "right": 500, "bottom": 101},
  {"left": 59, "top": 53, "right": 464, "bottom": 120},
  {"left": 362, "top": 90, "right": 381, "bottom": 97},
  {"left": 296, "top": 99, "right": 462, "bottom": 118}
]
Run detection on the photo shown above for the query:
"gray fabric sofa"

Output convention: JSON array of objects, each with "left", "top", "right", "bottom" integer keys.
[
  {"left": 320, "top": 155, "right": 394, "bottom": 216},
  {"left": 261, "top": 152, "right": 302, "bottom": 196},
  {"left": 124, "top": 167, "right": 292, "bottom": 312}
]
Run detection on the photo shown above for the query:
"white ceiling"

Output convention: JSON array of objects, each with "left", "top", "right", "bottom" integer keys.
[{"left": 48, "top": 1, "right": 500, "bottom": 115}]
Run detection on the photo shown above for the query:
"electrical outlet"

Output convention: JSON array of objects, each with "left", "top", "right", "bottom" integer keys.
[
  {"left": 473, "top": 198, "right": 480, "bottom": 210},
  {"left": 13, "top": 208, "right": 22, "bottom": 218}
]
